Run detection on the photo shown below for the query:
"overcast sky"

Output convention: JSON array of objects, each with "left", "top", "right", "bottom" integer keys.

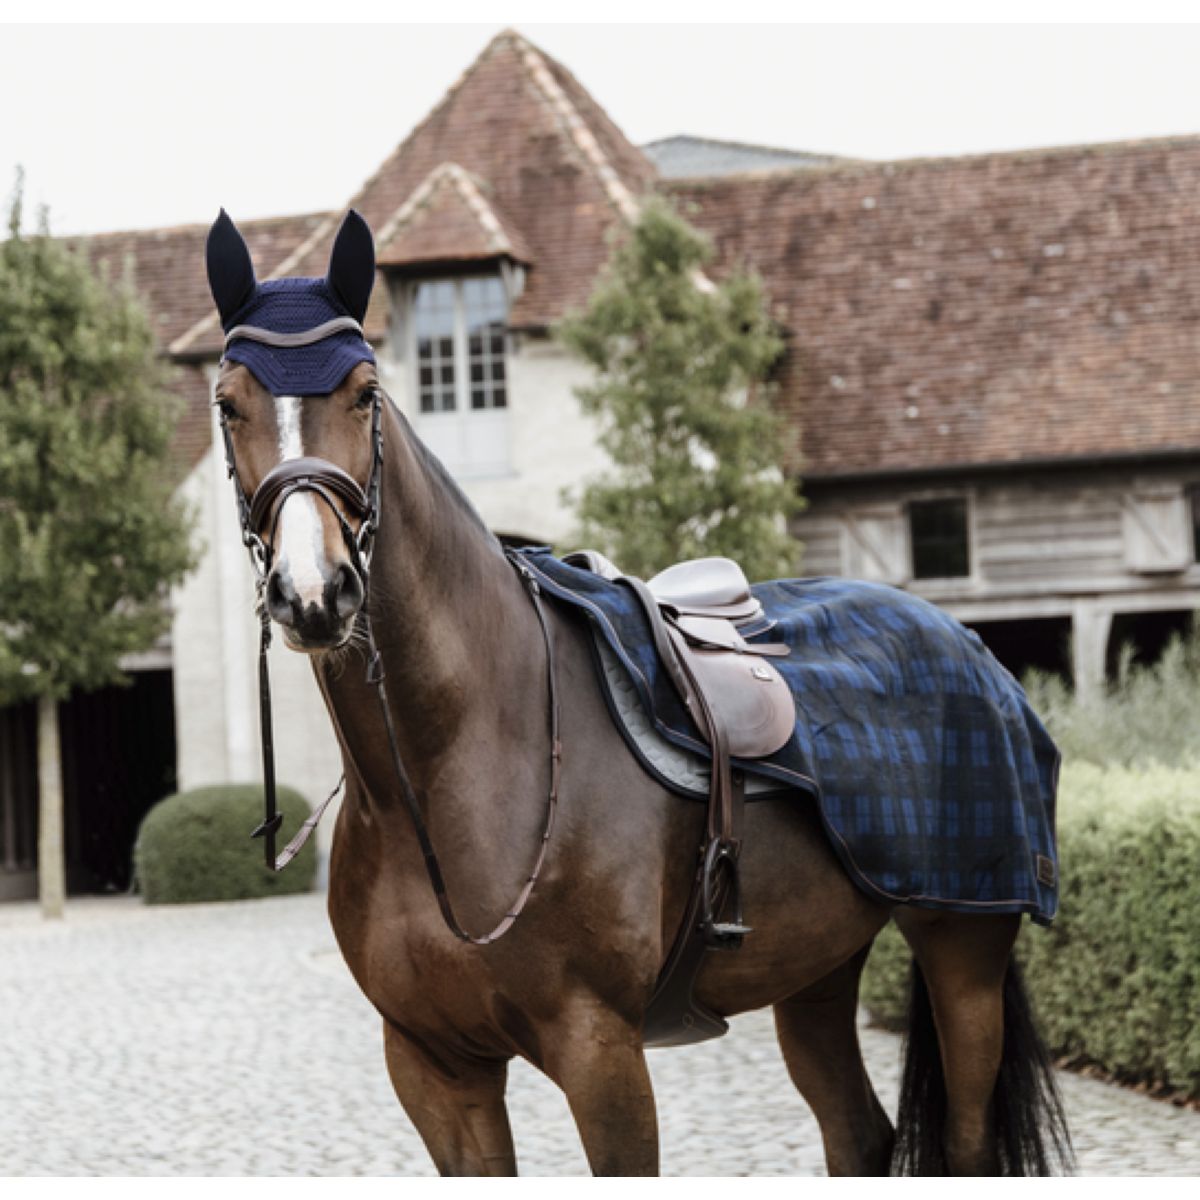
[{"left": 4, "top": 21, "right": 1200, "bottom": 235}]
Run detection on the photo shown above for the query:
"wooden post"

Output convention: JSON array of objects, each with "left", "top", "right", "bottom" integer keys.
[
  {"left": 1071, "top": 601, "right": 1113, "bottom": 701},
  {"left": 37, "top": 692, "right": 66, "bottom": 920}
]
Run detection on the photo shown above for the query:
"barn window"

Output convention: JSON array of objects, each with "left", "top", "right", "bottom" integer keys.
[{"left": 909, "top": 497, "right": 971, "bottom": 579}]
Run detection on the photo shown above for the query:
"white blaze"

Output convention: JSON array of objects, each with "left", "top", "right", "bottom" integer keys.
[{"left": 274, "top": 395, "right": 327, "bottom": 608}]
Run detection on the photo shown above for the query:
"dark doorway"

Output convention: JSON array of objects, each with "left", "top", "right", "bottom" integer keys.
[
  {"left": 967, "top": 617, "right": 1072, "bottom": 683},
  {"left": 0, "top": 700, "right": 39, "bottom": 901},
  {"left": 60, "top": 669, "right": 177, "bottom": 894},
  {"left": 1106, "top": 610, "right": 1196, "bottom": 676}
]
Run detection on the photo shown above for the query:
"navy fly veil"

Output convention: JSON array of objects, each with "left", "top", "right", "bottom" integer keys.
[
  {"left": 206, "top": 208, "right": 376, "bottom": 396},
  {"left": 516, "top": 548, "right": 1061, "bottom": 926}
]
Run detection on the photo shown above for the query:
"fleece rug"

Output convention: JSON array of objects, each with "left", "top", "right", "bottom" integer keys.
[{"left": 516, "top": 547, "right": 1060, "bottom": 925}]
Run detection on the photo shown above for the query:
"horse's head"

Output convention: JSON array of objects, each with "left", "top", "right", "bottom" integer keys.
[{"left": 207, "top": 209, "right": 380, "bottom": 653}]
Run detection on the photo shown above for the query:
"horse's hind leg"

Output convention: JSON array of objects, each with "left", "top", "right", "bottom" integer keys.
[
  {"left": 773, "top": 945, "right": 895, "bottom": 1176},
  {"left": 894, "top": 910, "right": 1020, "bottom": 1175},
  {"left": 382, "top": 1021, "right": 517, "bottom": 1176}
]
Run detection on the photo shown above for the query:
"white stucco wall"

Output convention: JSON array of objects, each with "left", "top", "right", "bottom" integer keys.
[{"left": 381, "top": 333, "right": 607, "bottom": 543}]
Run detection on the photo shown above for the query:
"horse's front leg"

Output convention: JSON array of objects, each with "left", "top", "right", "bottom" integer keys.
[
  {"left": 382, "top": 1020, "right": 517, "bottom": 1176},
  {"left": 542, "top": 1005, "right": 659, "bottom": 1176}
]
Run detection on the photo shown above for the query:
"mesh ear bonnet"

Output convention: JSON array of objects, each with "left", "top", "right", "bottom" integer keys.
[{"left": 206, "top": 209, "right": 377, "bottom": 396}]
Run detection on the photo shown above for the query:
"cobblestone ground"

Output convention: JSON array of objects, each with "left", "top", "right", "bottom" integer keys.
[{"left": 1, "top": 892, "right": 1197, "bottom": 1176}]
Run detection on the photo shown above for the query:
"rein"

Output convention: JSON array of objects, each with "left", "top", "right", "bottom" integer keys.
[{"left": 219, "top": 393, "right": 562, "bottom": 945}]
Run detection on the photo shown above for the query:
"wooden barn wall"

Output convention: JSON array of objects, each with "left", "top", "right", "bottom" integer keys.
[{"left": 792, "top": 462, "right": 1200, "bottom": 602}]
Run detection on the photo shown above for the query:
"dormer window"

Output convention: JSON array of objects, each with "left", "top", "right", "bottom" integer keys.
[
  {"left": 414, "top": 280, "right": 457, "bottom": 413},
  {"left": 402, "top": 273, "right": 512, "bottom": 478},
  {"left": 414, "top": 277, "right": 508, "bottom": 415}
]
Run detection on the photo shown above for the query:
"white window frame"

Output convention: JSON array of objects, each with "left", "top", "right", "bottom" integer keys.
[{"left": 402, "top": 273, "right": 514, "bottom": 480}]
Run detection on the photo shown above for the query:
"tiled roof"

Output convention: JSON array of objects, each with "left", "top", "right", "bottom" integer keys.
[
  {"left": 75, "top": 212, "right": 325, "bottom": 353},
  {"left": 171, "top": 28, "right": 656, "bottom": 358},
  {"left": 375, "top": 162, "right": 534, "bottom": 269},
  {"left": 668, "top": 136, "right": 1200, "bottom": 477},
  {"left": 73, "top": 212, "right": 326, "bottom": 472},
  {"left": 70, "top": 30, "right": 1200, "bottom": 483},
  {"left": 166, "top": 361, "right": 219, "bottom": 478}
]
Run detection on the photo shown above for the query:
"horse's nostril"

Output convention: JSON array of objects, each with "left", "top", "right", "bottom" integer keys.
[
  {"left": 266, "top": 568, "right": 298, "bottom": 626},
  {"left": 331, "top": 562, "right": 364, "bottom": 620}
]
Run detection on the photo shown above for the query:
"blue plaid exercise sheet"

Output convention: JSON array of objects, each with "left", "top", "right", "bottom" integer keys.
[{"left": 516, "top": 548, "right": 1061, "bottom": 926}]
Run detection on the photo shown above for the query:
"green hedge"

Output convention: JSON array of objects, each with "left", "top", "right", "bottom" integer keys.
[
  {"left": 134, "top": 784, "right": 317, "bottom": 904},
  {"left": 861, "top": 762, "right": 1200, "bottom": 1097}
]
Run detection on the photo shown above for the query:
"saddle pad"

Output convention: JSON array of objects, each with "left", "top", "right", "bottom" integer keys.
[
  {"left": 593, "top": 634, "right": 783, "bottom": 799},
  {"left": 517, "top": 547, "right": 1060, "bottom": 925}
]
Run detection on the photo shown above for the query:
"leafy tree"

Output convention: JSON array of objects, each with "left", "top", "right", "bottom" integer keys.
[
  {"left": 558, "top": 196, "right": 802, "bottom": 580},
  {"left": 0, "top": 177, "right": 197, "bottom": 916}
]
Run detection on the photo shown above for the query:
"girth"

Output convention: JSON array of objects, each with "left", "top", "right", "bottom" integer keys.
[{"left": 571, "top": 555, "right": 796, "bottom": 1048}]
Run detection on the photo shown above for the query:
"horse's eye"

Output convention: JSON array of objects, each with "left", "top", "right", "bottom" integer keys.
[
  {"left": 215, "top": 398, "right": 240, "bottom": 422},
  {"left": 355, "top": 386, "right": 378, "bottom": 411}
]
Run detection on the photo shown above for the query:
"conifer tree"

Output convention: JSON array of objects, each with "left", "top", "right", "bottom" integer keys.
[
  {"left": 0, "top": 179, "right": 196, "bottom": 916},
  {"left": 558, "top": 197, "right": 802, "bottom": 580}
]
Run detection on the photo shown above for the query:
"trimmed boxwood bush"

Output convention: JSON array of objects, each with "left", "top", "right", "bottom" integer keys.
[
  {"left": 861, "top": 762, "right": 1200, "bottom": 1097},
  {"left": 134, "top": 784, "right": 317, "bottom": 904}
]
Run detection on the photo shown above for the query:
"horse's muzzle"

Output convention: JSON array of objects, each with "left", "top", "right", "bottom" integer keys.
[{"left": 266, "top": 559, "right": 363, "bottom": 650}]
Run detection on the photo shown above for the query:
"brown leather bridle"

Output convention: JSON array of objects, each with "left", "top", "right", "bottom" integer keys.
[{"left": 218, "top": 388, "right": 562, "bottom": 945}]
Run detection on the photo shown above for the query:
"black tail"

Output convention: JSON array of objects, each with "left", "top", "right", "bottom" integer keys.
[{"left": 893, "top": 960, "right": 1073, "bottom": 1175}]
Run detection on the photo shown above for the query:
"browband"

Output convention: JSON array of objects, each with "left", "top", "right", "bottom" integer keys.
[{"left": 223, "top": 316, "right": 368, "bottom": 353}]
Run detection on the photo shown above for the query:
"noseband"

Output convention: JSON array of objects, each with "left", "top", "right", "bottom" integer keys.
[
  {"left": 218, "top": 387, "right": 562, "bottom": 946},
  {"left": 219, "top": 390, "right": 382, "bottom": 585}
]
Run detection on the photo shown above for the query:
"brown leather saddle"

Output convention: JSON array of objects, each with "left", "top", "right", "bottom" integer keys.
[{"left": 564, "top": 552, "right": 797, "bottom": 1047}]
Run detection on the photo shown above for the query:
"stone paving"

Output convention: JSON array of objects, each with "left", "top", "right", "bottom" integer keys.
[{"left": 1, "top": 891, "right": 1197, "bottom": 1176}]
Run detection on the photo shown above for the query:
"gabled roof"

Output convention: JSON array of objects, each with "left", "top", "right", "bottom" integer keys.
[
  {"left": 374, "top": 162, "right": 534, "bottom": 269},
  {"left": 67, "top": 31, "right": 1200, "bottom": 485},
  {"left": 171, "top": 28, "right": 655, "bottom": 358},
  {"left": 667, "top": 135, "right": 1200, "bottom": 478}
]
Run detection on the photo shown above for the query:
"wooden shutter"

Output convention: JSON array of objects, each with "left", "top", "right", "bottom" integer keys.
[
  {"left": 1121, "top": 489, "right": 1190, "bottom": 574},
  {"left": 842, "top": 506, "right": 910, "bottom": 584}
]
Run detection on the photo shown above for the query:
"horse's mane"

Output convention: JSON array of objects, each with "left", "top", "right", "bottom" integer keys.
[{"left": 385, "top": 393, "right": 500, "bottom": 549}]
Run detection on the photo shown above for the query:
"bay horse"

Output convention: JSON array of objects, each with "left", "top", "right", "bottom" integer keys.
[{"left": 206, "top": 209, "right": 1071, "bottom": 1176}]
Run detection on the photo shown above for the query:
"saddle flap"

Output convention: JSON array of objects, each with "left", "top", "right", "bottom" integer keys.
[
  {"left": 666, "top": 626, "right": 796, "bottom": 760},
  {"left": 674, "top": 614, "right": 749, "bottom": 653}
]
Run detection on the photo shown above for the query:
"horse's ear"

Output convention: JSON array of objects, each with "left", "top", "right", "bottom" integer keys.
[
  {"left": 206, "top": 209, "right": 257, "bottom": 325},
  {"left": 326, "top": 210, "right": 375, "bottom": 323}
]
